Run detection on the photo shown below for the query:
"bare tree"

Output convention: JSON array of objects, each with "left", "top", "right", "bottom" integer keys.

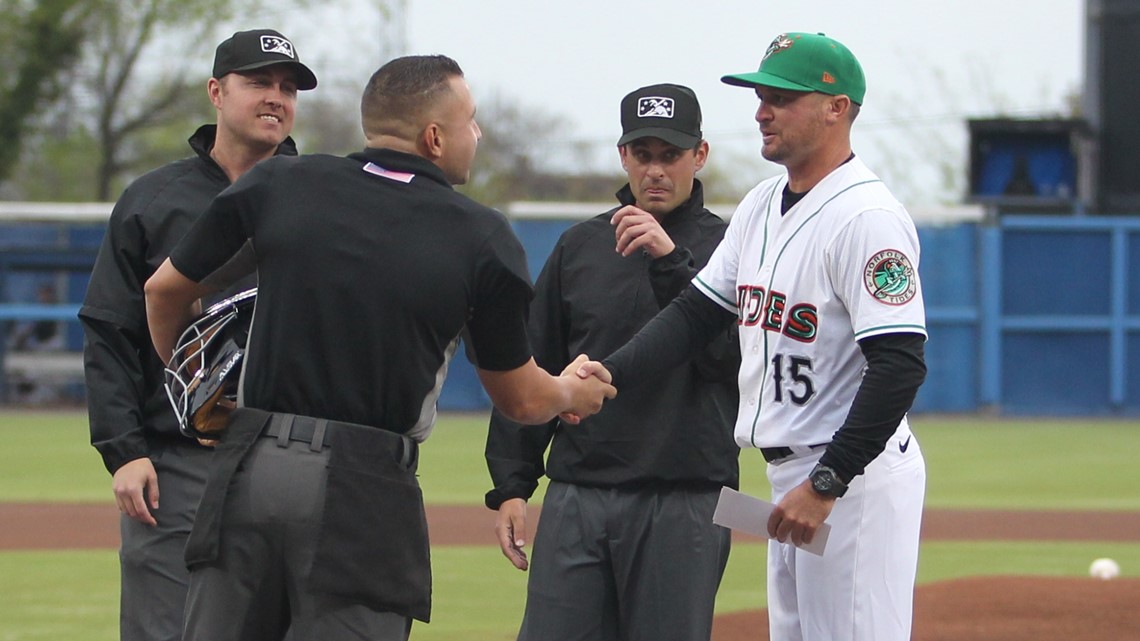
[
  {"left": 0, "top": 0, "right": 91, "bottom": 182},
  {"left": 80, "top": 0, "right": 282, "bottom": 199},
  {"left": 291, "top": 83, "right": 367, "bottom": 156},
  {"left": 10, "top": 0, "right": 326, "bottom": 200},
  {"left": 458, "top": 91, "right": 608, "bottom": 207}
]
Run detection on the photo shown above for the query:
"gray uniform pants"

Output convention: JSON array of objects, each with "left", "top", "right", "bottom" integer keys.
[
  {"left": 182, "top": 436, "right": 411, "bottom": 641},
  {"left": 119, "top": 441, "right": 211, "bottom": 641},
  {"left": 518, "top": 482, "right": 731, "bottom": 641}
]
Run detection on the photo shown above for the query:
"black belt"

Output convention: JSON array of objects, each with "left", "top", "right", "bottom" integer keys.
[
  {"left": 261, "top": 413, "right": 417, "bottom": 467},
  {"left": 761, "top": 442, "right": 829, "bottom": 464},
  {"left": 263, "top": 414, "right": 328, "bottom": 449}
]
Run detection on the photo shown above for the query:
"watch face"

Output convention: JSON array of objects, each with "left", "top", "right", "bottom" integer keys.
[
  {"left": 810, "top": 465, "right": 845, "bottom": 497},
  {"left": 812, "top": 471, "right": 834, "bottom": 493}
]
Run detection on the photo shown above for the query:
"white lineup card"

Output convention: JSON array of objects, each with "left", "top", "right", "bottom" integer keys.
[{"left": 712, "top": 487, "right": 831, "bottom": 556}]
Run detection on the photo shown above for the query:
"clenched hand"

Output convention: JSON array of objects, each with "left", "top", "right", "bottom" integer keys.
[{"left": 112, "top": 457, "right": 159, "bottom": 526}]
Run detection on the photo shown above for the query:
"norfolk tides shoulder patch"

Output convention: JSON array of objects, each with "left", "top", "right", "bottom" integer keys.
[{"left": 863, "top": 249, "right": 917, "bottom": 305}]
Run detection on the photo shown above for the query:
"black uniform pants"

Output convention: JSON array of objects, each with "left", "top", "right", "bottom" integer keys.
[
  {"left": 518, "top": 481, "right": 731, "bottom": 641},
  {"left": 183, "top": 412, "right": 426, "bottom": 641},
  {"left": 118, "top": 440, "right": 210, "bottom": 641}
]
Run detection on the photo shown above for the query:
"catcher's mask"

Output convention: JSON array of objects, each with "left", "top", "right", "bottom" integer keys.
[{"left": 164, "top": 288, "right": 257, "bottom": 439}]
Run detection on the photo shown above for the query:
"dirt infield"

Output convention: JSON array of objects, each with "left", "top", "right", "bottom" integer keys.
[
  {"left": 711, "top": 576, "right": 1140, "bottom": 641},
  {"left": 4, "top": 503, "right": 1138, "bottom": 640},
  {"left": 4, "top": 503, "right": 1140, "bottom": 549}
]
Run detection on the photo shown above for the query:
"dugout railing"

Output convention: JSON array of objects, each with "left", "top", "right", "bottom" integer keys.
[{"left": 0, "top": 203, "right": 108, "bottom": 403}]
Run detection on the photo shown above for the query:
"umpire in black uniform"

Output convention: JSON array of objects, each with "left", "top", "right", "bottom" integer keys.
[
  {"left": 485, "top": 84, "right": 740, "bottom": 641},
  {"left": 143, "top": 55, "right": 615, "bottom": 641},
  {"left": 80, "top": 29, "right": 315, "bottom": 641}
]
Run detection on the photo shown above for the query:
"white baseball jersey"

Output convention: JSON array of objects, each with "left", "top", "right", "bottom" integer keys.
[{"left": 694, "top": 156, "right": 926, "bottom": 450}]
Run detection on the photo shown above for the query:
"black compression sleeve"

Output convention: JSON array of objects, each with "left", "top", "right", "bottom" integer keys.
[
  {"left": 819, "top": 332, "right": 927, "bottom": 483},
  {"left": 601, "top": 285, "right": 736, "bottom": 390}
]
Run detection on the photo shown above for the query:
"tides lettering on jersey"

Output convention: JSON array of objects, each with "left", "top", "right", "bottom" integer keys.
[{"left": 736, "top": 284, "right": 818, "bottom": 342}]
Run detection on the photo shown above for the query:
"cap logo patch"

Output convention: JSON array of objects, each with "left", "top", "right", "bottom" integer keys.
[
  {"left": 637, "top": 97, "right": 674, "bottom": 119},
  {"left": 260, "top": 35, "right": 295, "bottom": 59},
  {"left": 822, "top": 71, "right": 836, "bottom": 84},
  {"left": 863, "top": 249, "right": 917, "bottom": 305},
  {"left": 764, "top": 34, "right": 794, "bottom": 60}
]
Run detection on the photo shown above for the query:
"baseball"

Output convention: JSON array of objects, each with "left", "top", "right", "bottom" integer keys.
[{"left": 1089, "top": 557, "right": 1121, "bottom": 580}]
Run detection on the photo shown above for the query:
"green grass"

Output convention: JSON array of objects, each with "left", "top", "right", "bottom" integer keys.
[
  {"left": 0, "top": 410, "right": 764, "bottom": 505},
  {"left": 2, "top": 411, "right": 1139, "bottom": 640},
  {"left": 917, "top": 541, "right": 1140, "bottom": 582},
  {"left": 1, "top": 410, "right": 108, "bottom": 502},
  {"left": 9, "top": 411, "right": 1140, "bottom": 510},
  {"left": 4, "top": 541, "right": 1137, "bottom": 641},
  {"left": 0, "top": 551, "right": 119, "bottom": 641},
  {"left": 416, "top": 413, "right": 514, "bottom": 504},
  {"left": 418, "top": 414, "right": 1140, "bottom": 511},
  {"left": 916, "top": 416, "right": 1140, "bottom": 510}
]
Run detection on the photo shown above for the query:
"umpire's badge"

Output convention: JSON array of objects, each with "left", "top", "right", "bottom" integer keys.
[
  {"left": 260, "top": 35, "right": 296, "bottom": 59},
  {"left": 863, "top": 249, "right": 917, "bottom": 305},
  {"left": 638, "top": 97, "right": 674, "bottom": 118}
]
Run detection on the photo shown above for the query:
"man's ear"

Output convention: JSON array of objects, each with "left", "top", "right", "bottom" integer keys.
[
  {"left": 693, "top": 140, "right": 710, "bottom": 172},
  {"left": 617, "top": 144, "right": 629, "bottom": 171},
  {"left": 825, "top": 95, "right": 851, "bottom": 123},
  {"left": 421, "top": 122, "right": 444, "bottom": 160},
  {"left": 207, "top": 77, "right": 223, "bottom": 109}
]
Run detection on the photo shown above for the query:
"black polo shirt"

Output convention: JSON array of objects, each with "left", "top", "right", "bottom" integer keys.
[{"left": 169, "top": 147, "right": 533, "bottom": 437}]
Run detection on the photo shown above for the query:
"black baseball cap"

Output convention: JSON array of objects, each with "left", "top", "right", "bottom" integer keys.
[
  {"left": 212, "top": 29, "right": 318, "bottom": 90},
  {"left": 617, "top": 83, "right": 702, "bottom": 149}
]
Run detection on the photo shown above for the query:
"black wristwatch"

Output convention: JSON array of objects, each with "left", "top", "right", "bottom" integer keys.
[{"left": 809, "top": 464, "right": 848, "bottom": 498}]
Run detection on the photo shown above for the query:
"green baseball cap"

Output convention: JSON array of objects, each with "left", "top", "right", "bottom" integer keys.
[{"left": 721, "top": 32, "right": 865, "bottom": 105}]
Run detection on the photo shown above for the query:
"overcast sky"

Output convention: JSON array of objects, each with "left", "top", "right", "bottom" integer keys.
[{"left": 237, "top": 0, "right": 1085, "bottom": 206}]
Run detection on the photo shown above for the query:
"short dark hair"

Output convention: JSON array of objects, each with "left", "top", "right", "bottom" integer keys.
[{"left": 361, "top": 54, "right": 464, "bottom": 138}]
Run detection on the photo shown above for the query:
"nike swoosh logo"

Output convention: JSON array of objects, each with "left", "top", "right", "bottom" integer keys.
[{"left": 899, "top": 435, "right": 912, "bottom": 453}]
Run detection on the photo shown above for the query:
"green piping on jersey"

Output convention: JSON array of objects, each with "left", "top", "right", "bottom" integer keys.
[
  {"left": 748, "top": 178, "right": 882, "bottom": 447},
  {"left": 694, "top": 274, "right": 737, "bottom": 309},
  {"left": 854, "top": 323, "right": 926, "bottom": 339},
  {"left": 695, "top": 182, "right": 780, "bottom": 311},
  {"left": 753, "top": 184, "right": 778, "bottom": 276}
]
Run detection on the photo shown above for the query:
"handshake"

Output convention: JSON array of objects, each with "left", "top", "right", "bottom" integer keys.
[{"left": 557, "top": 355, "right": 615, "bottom": 425}]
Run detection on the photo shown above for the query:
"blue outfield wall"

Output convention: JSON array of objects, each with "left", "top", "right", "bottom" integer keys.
[
  {"left": 913, "top": 223, "right": 980, "bottom": 413},
  {"left": 982, "top": 217, "right": 1140, "bottom": 415},
  {"left": 920, "top": 216, "right": 1140, "bottom": 416},
  {"left": 4, "top": 216, "right": 1140, "bottom": 416},
  {"left": 0, "top": 223, "right": 103, "bottom": 354}
]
